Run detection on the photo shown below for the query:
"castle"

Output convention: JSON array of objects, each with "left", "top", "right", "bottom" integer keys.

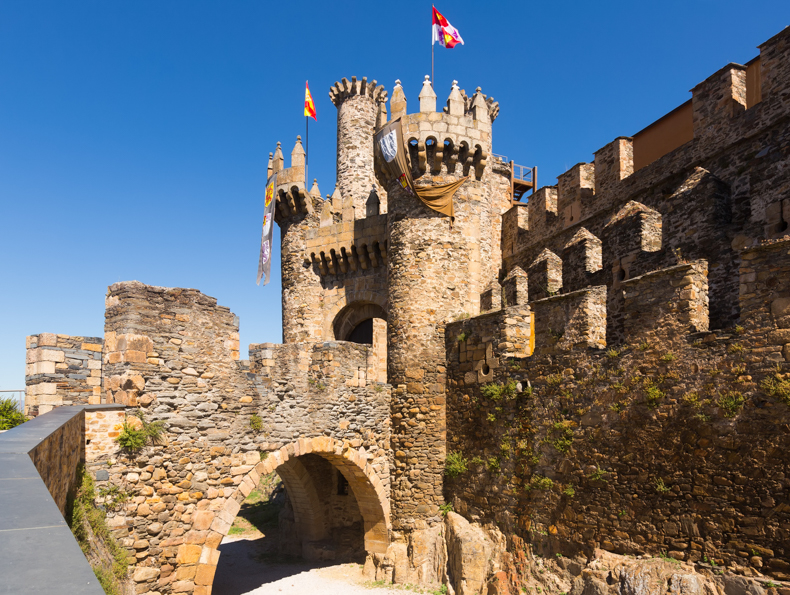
[{"left": 11, "top": 25, "right": 790, "bottom": 595}]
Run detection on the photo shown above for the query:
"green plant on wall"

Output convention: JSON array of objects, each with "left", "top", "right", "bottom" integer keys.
[
  {"left": 643, "top": 380, "right": 665, "bottom": 408},
  {"left": 548, "top": 420, "right": 574, "bottom": 453},
  {"left": 481, "top": 379, "right": 518, "bottom": 402},
  {"left": 655, "top": 478, "right": 671, "bottom": 494},
  {"left": 115, "top": 410, "right": 165, "bottom": 452},
  {"left": 525, "top": 475, "right": 553, "bottom": 491},
  {"left": 249, "top": 414, "right": 263, "bottom": 431},
  {"left": 587, "top": 467, "right": 608, "bottom": 482},
  {"left": 717, "top": 390, "right": 745, "bottom": 418},
  {"left": 445, "top": 451, "right": 469, "bottom": 478},
  {"left": 761, "top": 372, "right": 790, "bottom": 405}
]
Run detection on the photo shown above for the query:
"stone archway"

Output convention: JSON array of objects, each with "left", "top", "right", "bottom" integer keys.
[
  {"left": 194, "top": 437, "right": 390, "bottom": 590},
  {"left": 333, "top": 302, "right": 387, "bottom": 342},
  {"left": 332, "top": 301, "right": 388, "bottom": 383}
]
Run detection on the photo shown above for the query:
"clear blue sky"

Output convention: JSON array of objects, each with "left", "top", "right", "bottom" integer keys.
[{"left": 1, "top": 1, "right": 788, "bottom": 390}]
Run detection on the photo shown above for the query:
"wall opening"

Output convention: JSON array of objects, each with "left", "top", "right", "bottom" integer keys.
[
  {"left": 347, "top": 318, "right": 374, "bottom": 344},
  {"left": 332, "top": 302, "right": 388, "bottom": 383},
  {"left": 212, "top": 449, "right": 385, "bottom": 593}
]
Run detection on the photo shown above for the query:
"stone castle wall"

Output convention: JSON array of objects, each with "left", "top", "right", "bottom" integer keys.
[
  {"left": 84, "top": 281, "right": 392, "bottom": 595},
  {"left": 503, "top": 29, "right": 790, "bottom": 346},
  {"left": 443, "top": 237, "right": 790, "bottom": 587},
  {"left": 25, "top": 333, "right": 103, "bottom": 416}
]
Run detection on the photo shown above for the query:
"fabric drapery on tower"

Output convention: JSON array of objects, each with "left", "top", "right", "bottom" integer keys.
[
  {"left": 256, "top": 172, "right": 277, "bottom": 285},
  {"left": 374, "top": 119, "right": 466, "bottom": 218}
]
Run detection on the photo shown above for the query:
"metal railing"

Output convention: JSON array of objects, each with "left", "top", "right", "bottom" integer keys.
[
  {"left": 513, "top": 163, "right": 534, "bottom": 183},
  {"left": 0, "top": 389, "right": 25, "bottom": 412}
]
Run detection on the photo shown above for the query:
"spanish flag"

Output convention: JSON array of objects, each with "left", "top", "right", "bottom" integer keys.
[
  {"left": 304, "top": 81, "right": 317, "bottom": 120},
  {"left": 432, "top": 6, "right": 464, "bottom": 49}
]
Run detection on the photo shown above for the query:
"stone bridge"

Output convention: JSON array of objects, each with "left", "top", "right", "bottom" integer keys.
[{"left": 17, "top": 280, "right": 393, "bottom": 595}]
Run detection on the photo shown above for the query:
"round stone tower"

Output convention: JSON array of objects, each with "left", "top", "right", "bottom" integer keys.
[
  {"left": 329, "top": 76, "right": 388, "bottom": 217},
  {"left": 382, "top": 78, "right": 511, "bottom": 530}
]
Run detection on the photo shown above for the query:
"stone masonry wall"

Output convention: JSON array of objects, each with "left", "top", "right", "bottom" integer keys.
[
  {"left": 330, "top": 77, "right": 389, "bottom": 217},
  {"left": 443, "top": 240, "right": 790, "bottom": 591},
  {"left": 85, "top": 405, "right": 127, "bottom": 462},
  {"left": 90, "top": 281, "right": 393, "bottom": 595},
  {"left": 28, "top": 406, "right": 85, "bottom": 515},
  {"left": 25, "top": 333, "right": 102, "bottom": 416},
  {"left": 248, "top": 340, "right": 391, "bottom": 493},
  {"left": 503, "top": 28, "right": 790, "bottom": 340}
]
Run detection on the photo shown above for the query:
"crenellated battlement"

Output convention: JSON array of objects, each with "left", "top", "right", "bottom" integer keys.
[
  {"left": 385, "top": 77, "right": 497, "bottom": 182},
  {"left": 329, "top": 76, "right": 388, "bottom": 108},
  {"left": 500, "top": 27, "right": 790, "bottom": 336}
]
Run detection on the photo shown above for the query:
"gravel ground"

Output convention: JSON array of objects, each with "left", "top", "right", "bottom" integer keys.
[{"left": 212, "top": 536, "right": 408, "bottom": 595}]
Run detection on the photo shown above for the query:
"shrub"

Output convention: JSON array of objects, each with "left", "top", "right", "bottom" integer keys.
[
  {"left": 526, "top": 475, "right": 554, "bottom": 491},
  {"left": 660, "top": 352, "right": 675, "bottom": 362},
  {"left": 481, "top": 379, "right": 518, "bottom": 402},
  {"left": 249, "top": 414, "right": 263, "bottom": 432},
  {"left": 116, "top": 422, "right": 147, "bottom": 451},
  {"left": 444, "top": 451, "right": 468, "bottom": 478},
  {"left": 761, "top": 373, "right": 790, "bottom": 405},
  {"left": 115, "top": 410, "right": 165, "bottom": 452},
  {"left": 439, "top": 502, "right": 453, "bottom": 516},
  {"left": 718, "top": 390, "right": 745, "bottom": 418},
  {"left": 0, "top": 396, "right": 26, "bottom": 430}
]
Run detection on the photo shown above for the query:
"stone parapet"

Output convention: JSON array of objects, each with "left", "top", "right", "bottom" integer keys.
[
  {"left": 739, "top": 237, "right": 790, "bottom": 366},
  {"left": 622, "top": 260, "right": 710, "bottom": 344},
  {"left": 530, "top": 285, "right": 607, "bottom": 355},
  {"left": 25, "top": 333, "right": 103, "bottom": 416},
  {"left": 0, "top": 405, "right": 120, "bottom": 594}
]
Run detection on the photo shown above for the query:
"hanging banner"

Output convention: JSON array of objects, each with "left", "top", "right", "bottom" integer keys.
[
  {"left": 256, "top": 172, "right": 277, "bottom": 286},
  {"left": 373, "top": 118, "right": 465, "bottom": 218}
]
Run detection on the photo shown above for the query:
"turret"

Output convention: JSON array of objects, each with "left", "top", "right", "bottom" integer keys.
[
  {"left": 378, "top": 77, "right": 511, "bottom": 530},
  {"left": 329, "top": 76, "right": 389, "bottom": 217}
]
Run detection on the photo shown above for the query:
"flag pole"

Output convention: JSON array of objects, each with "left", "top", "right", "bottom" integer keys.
[
  {"left": 305, "top": 115, "right": 309, "bottom": 187},
  {"left": 431, "top": 5, "right": 434, "bottom": 85}
]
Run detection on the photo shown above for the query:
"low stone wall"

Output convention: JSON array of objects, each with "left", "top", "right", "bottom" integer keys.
[
  {"left": 25, "top": 333, "right": 103, "bottom": 415},
  {"left": 0, "top": 405, "right": 124, "bottom": 595}
]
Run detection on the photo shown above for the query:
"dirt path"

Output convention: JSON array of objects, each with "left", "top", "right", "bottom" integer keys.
[{"left": 212, "top": 536, "right": 409, "bottom": 595}]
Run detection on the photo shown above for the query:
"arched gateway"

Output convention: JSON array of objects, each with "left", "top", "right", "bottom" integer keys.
[{"left": 195, "top": 437, "right": 390, "bottom": 589}]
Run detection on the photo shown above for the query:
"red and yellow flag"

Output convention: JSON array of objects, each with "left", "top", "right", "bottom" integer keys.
[{"left": 304, "top": 81, "right": 317, "bottom": 120}]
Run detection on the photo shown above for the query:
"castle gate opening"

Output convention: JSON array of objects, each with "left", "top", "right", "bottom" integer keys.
[{"left": 209, "top": 438, "right": 390, "bottom": 591}]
